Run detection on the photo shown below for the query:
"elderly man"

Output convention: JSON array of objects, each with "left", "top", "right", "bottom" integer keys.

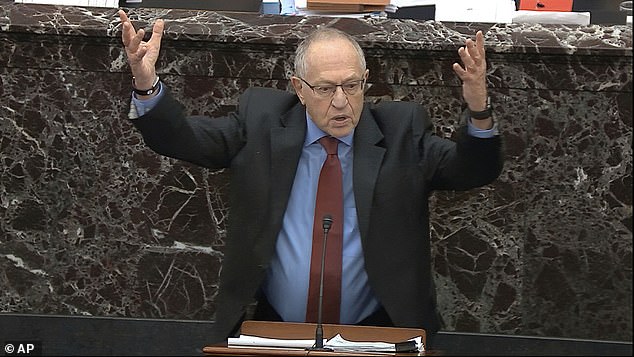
[{"left": 118, "top": 9, "right": 503, "bottom": 347}]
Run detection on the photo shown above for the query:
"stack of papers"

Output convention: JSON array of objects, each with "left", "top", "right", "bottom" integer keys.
[
  {"left": 326, "top": 334, "right": 423, "bottom": 353},
  {"left": 228, "top": 333, "right": 424, "bottom": 353},
  {"left": 228, "top": 335, "right": 324, "bottom": 349},
  {"left": 295, "top": 0, "right": 388, "bottom": 18},
  {"left": 511, "top": 10, "right": 591, "bottom": 25}
]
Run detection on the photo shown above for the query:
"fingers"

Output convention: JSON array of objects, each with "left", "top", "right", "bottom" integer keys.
[
  {"left": 118, "top": 9, "right": 129, "bottom": 24},
  {"left": 456, "top": 32, "right": 486, "bottom": 70},
  {"left": 122, "top": 24, "right": 143, "bottom": 52},
  {"left": 129, "top": 28, "right": 146, "bottom": 54},
  {"left": 120, "top": 14, "right": 163, "bottom": 55},
  {"left": 463, "top": 39, "right": 482, "bottom": 68},
  {"left": 452, "top": 62, "right": 467, "bottom": 79},
  {"left": 451, "top": 45, "right": 474, "bottom": 82},
  {"left": 465, "top": 39, "right": 480, "bottom": 66},
  {"left": 147, "top": 19, "right": 164, "bottom": 49},
  {"left": 119, "top": 10, "right": 135, "bottom": 47},
  {"left": 468, "top": 30, "right": 485, "bottom": 65},
  {"left": 119, "top": 10, "right": 144, "bottom": 57},
  {"left": 452, "top": 31, "right": 487, "bottom": 82},
  {"left": 459, "top": 44, "right": 475, "bottom": 70},
  {"left": 475, "top": 30, "right": 485, "bottom": 56}
]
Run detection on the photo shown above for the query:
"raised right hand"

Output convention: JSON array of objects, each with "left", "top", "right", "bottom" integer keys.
[{"left": 118, "top": 9, "right": 164, "bottom": 90}]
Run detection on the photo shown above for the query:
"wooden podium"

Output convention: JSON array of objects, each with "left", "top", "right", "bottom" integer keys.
[{"left": 202, "top": 320, "right": 427, "bottom": 356}]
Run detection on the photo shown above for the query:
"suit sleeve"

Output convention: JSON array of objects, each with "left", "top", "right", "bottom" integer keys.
[
  {"left": 129, "top": 87, "right": 251, "bottom": 169},
  {"left": 414, "top": 104, "right": 504, "bottom": 191}
]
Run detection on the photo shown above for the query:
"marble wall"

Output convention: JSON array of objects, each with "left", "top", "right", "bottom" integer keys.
[{"left": 0, "top": 2, "right": 631, "bottom": 342}]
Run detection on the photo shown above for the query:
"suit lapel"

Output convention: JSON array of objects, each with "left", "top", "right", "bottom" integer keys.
[
  {"left": 269, "top": 103, "right": 306, "bottom": 228},
  {"left": 353, "top": 105, "right": 385, "bottom": 243},
  {"left": 268, "top": 102, "right": 385, "bottom": 245}
]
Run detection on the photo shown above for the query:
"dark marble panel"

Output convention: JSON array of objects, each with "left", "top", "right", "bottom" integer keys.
[
  {"left": 429, "top": 87, "right": 529, "bottom": 336},
  {"left": 0, "top": 67, "right": 229, "bottom": 319},
  {"left": 521, "top": 89, "right": 632, "bottom": 340}
]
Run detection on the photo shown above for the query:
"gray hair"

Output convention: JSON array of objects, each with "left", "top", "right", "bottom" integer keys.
[{"left": 294, "top": 27, "right": 366, "bottom": 78}]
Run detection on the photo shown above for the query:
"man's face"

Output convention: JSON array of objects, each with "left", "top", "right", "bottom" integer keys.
[{"left": 292, "top": 38, "right": 368, "bottom": 138}]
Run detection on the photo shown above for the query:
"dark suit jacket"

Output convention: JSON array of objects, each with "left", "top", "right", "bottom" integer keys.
[{"left": 131, "top": 87, "right": 504, "bottom": 342}]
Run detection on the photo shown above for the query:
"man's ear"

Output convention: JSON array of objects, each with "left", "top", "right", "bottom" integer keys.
[{"left": 290, "top": 76, "right": 306, "bottom": 105}]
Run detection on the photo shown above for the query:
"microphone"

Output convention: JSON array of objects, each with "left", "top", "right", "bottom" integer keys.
[
  {"left": 307, "top": 214, "right": 334, "bottom": 351},
  {"left": 322, "top": 215, "right": 333, "bottom": 233}
]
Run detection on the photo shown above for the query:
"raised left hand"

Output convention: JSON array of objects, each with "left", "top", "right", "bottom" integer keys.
[{"left": 452, "top": 30, "right": 488, "bottom": 113}]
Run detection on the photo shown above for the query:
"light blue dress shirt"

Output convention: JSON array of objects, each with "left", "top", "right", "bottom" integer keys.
[{"left": 263, "top": 116, "right": 381, "bottom": 324}]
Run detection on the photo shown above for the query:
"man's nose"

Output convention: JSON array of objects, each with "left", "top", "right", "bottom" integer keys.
[{"left": 330, "top": 87, "right": 348, "bottom": 107}]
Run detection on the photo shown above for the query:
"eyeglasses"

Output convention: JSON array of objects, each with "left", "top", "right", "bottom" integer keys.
[{"left": 298, "top": 77, "right": 365, "bottom": 98}]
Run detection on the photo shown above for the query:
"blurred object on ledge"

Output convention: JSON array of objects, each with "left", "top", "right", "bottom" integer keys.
[
  {"left": 518, "top": 0, "right": 573, "bottom": 12},
  {"left": 14, "top": 0, "right": 118, "bottom": 7},
  {"left": 512, "top": 10, "right": 590, "bottom": 25},
  {"left": 263, "top": 0, "right": 281, "bottom": 14},
  {"left": 619, "top": 1, "right": 632, "bottom": 24},
  {"left": 123, "top": 0, "right": 264, "bottom": 12},
  {"left": 433, "top": 0, "right": 516, "bottom": 24},
  {"left": 306, "top": 0, "right": 388, "bottom": 13}
]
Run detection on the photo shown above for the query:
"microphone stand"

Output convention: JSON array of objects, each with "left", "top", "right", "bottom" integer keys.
[{"left": 306, "top": 215, "right": 334, "bottom": 352}]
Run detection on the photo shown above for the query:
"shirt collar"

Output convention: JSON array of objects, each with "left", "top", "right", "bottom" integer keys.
[{"left": 304, "top": 112, "right": 354, "bottom": 147}]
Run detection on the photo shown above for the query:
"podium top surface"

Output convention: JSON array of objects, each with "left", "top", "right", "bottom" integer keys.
[{"left": 202, "top": 320, "right": 428, "bottom": 356}]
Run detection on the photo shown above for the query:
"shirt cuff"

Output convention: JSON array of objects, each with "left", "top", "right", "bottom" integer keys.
[
  {"left": 128, "top": 82, "right": 164, "bottom": 119},
  {"left": 467, "top": 118, "right": 499, "bottom": 138}
]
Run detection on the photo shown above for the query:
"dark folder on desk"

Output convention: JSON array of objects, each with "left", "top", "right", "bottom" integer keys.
[
  {"left": 136, "top": 0, "right": 263, "bottom": 12},
  {"left": 387, "top": 5, "right": 435, "bottom": 20}
]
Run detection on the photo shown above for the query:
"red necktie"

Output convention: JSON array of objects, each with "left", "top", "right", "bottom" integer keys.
[{"left": 306, "top": 136, "right": 343, "bottom": 324}]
